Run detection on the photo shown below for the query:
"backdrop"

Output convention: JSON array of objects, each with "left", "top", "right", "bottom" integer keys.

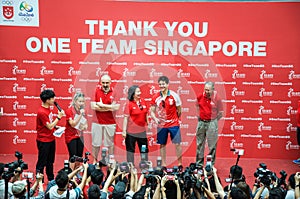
[{"left": 0, "top": 1, "right": 299, "bottom": 160}]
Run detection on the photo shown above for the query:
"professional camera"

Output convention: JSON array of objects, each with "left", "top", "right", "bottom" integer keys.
[
  {"left": 145, "top": 173, "right": 157, "bottom": 190},
  {"left": 70, "top": 152, "right": 90, "bottom": 164},
  {"left": 98, "top": 148, "right": 108, "bottom": 167},
  {"left": 2, "top": 151, "right": 28, "bottom": 180},
  {"left": 205, "top": 155, "right": 213, "bottom": 174},
  {"left": 254, "top": 163, "right": 273, "bottom": 186}
]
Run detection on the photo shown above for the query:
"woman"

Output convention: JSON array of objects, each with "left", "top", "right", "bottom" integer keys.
[
  {"left": 122, "top": 85, "right": 149, "bottom": 165},
  {"left": 65, "top": 92, "right": 87, "bottom": 170}
]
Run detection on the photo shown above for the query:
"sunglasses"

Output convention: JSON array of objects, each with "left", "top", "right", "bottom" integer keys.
[{"left": 161, "top": 100, "right": 166, "bottom": 108}]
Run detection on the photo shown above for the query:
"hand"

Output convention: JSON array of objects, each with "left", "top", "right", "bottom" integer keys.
[
  {"left": 80, "top": 108, "right": 85, "bottom": 115},
  {"left": 153, "top": 117, "right": 160, "bottom": 124},
  {"left": 122, "top": 131, "right": 127, "bottom": 138},
  {"left": 36, "top": 173, "right": 44, "bottom": 181},
  {"left": 295, "top": 172, "right": 300, "bottom": 183},
  {"left": 58, "top": 110, "right": 65, "bottom": 118}
]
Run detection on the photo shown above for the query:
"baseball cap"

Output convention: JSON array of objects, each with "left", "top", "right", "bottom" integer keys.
[{"left": 12, "top": 180, "right": 26, "bottom": 195}]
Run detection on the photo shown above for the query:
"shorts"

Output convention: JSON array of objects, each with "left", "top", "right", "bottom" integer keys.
[
  {"left": 157, "top": 126, "right": 181, "bottom": 144},
  {"left": 91, "top": 123, "right": 116, "bottom": 147}
]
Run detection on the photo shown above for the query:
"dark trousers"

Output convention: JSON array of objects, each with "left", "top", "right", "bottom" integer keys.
[
  {"left": 67, "top": 137, "right": 84, "bottom": 160},
  {"left": 125, "top": 131, "right": 148, "bottom": 164},
  {"left": 36, "top": 140, "right": 55, "bottom": 181},
  {"left": 297, "top": 127, "right": 300, "bottom": 145}
]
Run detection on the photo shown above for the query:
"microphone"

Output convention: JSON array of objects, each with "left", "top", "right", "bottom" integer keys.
[
  {"left": 80, "top": 105, "right": 85, "bottom": 116},
  {"left": 54, "top": 102, "right": 62, "bottom": 112}
]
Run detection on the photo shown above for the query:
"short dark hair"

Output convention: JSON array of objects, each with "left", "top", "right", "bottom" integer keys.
[
  {"left": 127, "top": 85, "right": 139, "bottom": 101},
  {"left": 288, "top": 173, "right": 296, "bottom": 189},
  {"left": 0, "top": 163, "right": 4, "bottom": 176},
  {"left": 91, "top": 169, "right": 104, "bottom": 186},
  {"left": 55, "top": 170, "right": 69, "bottom": 189},
  {"left": 88, "top": 184, "right": 101, "bottom": 199},
  {"left": 158, "top": 76, "right": 169, "bottom": 84},
  {"left": 230, "top": 165, "right": 243, "bottom": 180},
  {"left": 40, "top": 89, "right": 55, "bottom": 103},
  {"left": 230, "top": 187, "right": 247, "bottom": 199}
]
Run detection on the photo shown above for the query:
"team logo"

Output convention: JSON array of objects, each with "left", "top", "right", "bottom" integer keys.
[
  {"left": 286, "top": 123, "right": 297, "bottom": 133},
  {"left": 149, "top": 85, "right": 159, "bottom": 95},
  {"left": 258, "top": 105, "right": 272, "bottom": 115},
  {"left": 286, "top": 141, "right": 299, "bottom": 150},
  {"left": 230, "top": 139, "right": 244, "bottom": 148},
  {"left": 230, "top": 122, "right": 244, "bottom": 131},
  {"left": 204, "top": 69, "right": 218, "bottom": 78},
  {"left": 286, "top": 106, "right": 297, "bottom": 116},
  {"left": 68, "top": 84, "right": 81, "bottom": 94},
  {"left": 259, "top": 88, "right": 273, "bottom": 97},
  {"left": 260, "top": 70, "right": 274, "bottom": 80},
  {"left": 13, "top": 135, "right": 27, "bottom": 145},
  {"left": 288, "top": 70, "right": 300, "bottom": 80},
  {"left": 232, "top": 70, "right": 246, "bottom": 79},
  {"left": 123, "top": 68, "right": 136, "bottom": 77},
  {"left": 150, "top": 68, "right": 163, "bottom": 78},
  {"left": 13, "top": 101, "right": 27, "bottom": 110},
  {"left": 12, "top": 65, "right": 26, "bottom": 75},
  {"left": 177, "top": 69, "right": 190, "bottom": 78},
  {"left": 177, "top": 86, "right": 190, "bottom": 95},
  {"left": 231, "top": 87, "right": 245, "bottom": 96},
  {"left": 287, "top": 88, "right": 300, "bottom": 98},
  {"left": 257, "top": 140, "right": 271, "bottom": 149},
  {"left": 230, "top": 105, "right": 244, "bottom": 114},
  {"left": 40, "top": 84, "right": 54, "bottom": 92},
  {"left": 12, "top": 83, "right": 26, "bottom": 92},
  {"left": 96, "top": 67, "right": 109, "bottom": 77},
  {"left": 68, "top": 66, "right": 81, "bottom": 76},
  {"left": 3, "top": 6, "right": 13, "bottom": 19},
  {"left": 13, "top": 117, "right": 26, "bottom": 127},
  {"left": 258, "top": 122, "right": 272, "bottom": 132},
  {"left": 40, "top": 66, "right": 54, "bottom": 75}
]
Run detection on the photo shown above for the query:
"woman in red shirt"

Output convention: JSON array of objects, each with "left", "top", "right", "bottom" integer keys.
[
  {"left": 122, "top": 85, "right": 149, "bottom": 165},
  {"left": 65, "top": 92, "right": 88, "bottom": 170}
]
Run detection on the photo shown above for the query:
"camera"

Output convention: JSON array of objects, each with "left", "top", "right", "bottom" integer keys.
[
  {"left": 99, "top": 148, "right": 108, "bottom": 167},
  {"left": 119, "top": 162, "right": 130, "bottom": 173},
  {"left": 70, "top": 152, "right": 90, "bottom": 164},
  {"left": 2, "top": 151, "right": 28, "bottom": 180},
  {"left": 254, "top": 163, "right": 273, "bottom": 186},
  {"left": 157, "top": 156, "right": 162, "bottom": 168}
]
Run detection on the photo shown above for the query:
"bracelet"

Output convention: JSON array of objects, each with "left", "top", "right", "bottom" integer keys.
[
  {"left": 57, "top": 117, "right": 61, "bottom": 120},
  {"left": 295, "top": 184, "right": 299, "bottom": 188},
  {"left": 253, "top": 183, "right": 258, "bottom": 187}
]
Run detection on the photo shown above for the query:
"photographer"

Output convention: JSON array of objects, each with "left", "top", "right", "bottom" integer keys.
[
  {"left": 161, "top": 175, "right": 181, "bottom": 199},
  {"left": 285, "top": 173, "right": 297, "bottom": 199},
  {"left": 46, "top": 162, "right": 88, "bottom": 198},
  {"left": 0, "top": 163, "right": 14, "bottom": 199},
  {"left": 294, "top": 172, "right": 300, "bottom": 199},
  {"left": 11, "top": 173, "right": 44, "bottom": 199}
]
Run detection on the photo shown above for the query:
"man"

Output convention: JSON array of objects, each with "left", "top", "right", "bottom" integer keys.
[
  {"left": 150, "top": 76, "right": 182, "bottom": 167},
  {"left": 46, "top": 162, "right": 88, "bottom": 199},
  {"left": 196, "top": 81, "right": 223, "bottom": 167},
  {"left": 91, "top": 74, "right": 120, "bottom": 163},
  {"left": 36, "top": 89, "right": 64, "bottom": 181},
  {"left": 0, "top": 163, "right": 13, "bottom": 199}
]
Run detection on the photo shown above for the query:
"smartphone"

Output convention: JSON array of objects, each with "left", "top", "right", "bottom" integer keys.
[
  {"left": 225, "top": 178, "right": 232, "bottom": 183},
  {"left": 22, "top": 172, "right": 34, "bottom": 180},
  {"left": 167, "top": 175, "right": 175, "bottom": 180}
]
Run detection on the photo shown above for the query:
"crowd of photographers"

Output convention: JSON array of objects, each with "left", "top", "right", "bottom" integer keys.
[{"left": 0, "top": 151, "right": 299, "bottom": 199}]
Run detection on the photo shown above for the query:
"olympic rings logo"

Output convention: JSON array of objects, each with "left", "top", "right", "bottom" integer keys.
[
  {"left": 2, "top": 0, "right": 14, "bottom": 5},
  {"left": 21, "top": 17, "right": 32, "bottom": 22}
]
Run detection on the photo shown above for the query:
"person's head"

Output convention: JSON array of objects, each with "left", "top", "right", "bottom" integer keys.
[
  {"left": 112, "top": 181, "right": 126, "bottom": 199},
  {"left": 100, "top": 74, "right": 111, "bottom": 93},
  {"left": 269, "top": 186, "right": 286, "bottom": 199},
  {"left": 72, "top": 92, "right": 85, "bottom": 110},
  {"left": 132, "top": 186, "right": 146, "bottom": 199},
  {"left": 204, "top": 81, "right": 214, "bottom": 98},
  {"left": 127, "top": 85, "right": 141, "bottom": 101},
  {"left": 229, "top": 187, "right": 247, "bottom": 199},
  {"left": 91, "top": 169, "right": 104, "bottom": 186},
  {"left": 237, "top": 181, "right": 250, "bottom": 199},
  {"left": 40, "top": 89, "right": 55, "bottom": 104},
  {"left": 88, "top": 184, "right": 101, "bottom": 199},
  {"left": 0, "top": 163, "right": 4, "bottom": 177},
  {"left": 55, "top": 170, "right": 69, "bottom": 189},
  {"left": 230, "top": 165, "right": 243, "bottom": 180},
  {"left": 158, "top": 76, "right": 169, "bottom": 93},
  {"left": 12, "top": 180, "right": 27, "bottom": 198},
  {"left": 287, "top": 173, "right": 296, "bottom": 189}
]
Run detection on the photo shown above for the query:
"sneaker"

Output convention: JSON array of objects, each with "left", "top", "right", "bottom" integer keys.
[{"left": 293, "top": 159, "right": 300, "bottom": 164}]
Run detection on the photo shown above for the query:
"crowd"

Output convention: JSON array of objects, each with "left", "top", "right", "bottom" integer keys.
[{"left": 0, "top": 157, "right": 299, "bottom": 199}]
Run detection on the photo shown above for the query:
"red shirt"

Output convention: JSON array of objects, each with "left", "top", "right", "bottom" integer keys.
[
  {"left": 297, "top": 100, "right": 300, "bottom": 127},
  {"left": 151, "top": 90, "right": 181, "bottom": 128},
  {"left": 124, "top": 99, "right": 148, "bottom": 133},
  {"left": 196, "top": 91, "right": 223, "bottom": 120},
  {"left": 36, "top": 106, "right": 55, "bottom": 142},
  {"left": 64, "top": 107, "right": 82, "bottom": 144},
  {"left": 94, "top": 85, "right": 117, "bottom": 124}
]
